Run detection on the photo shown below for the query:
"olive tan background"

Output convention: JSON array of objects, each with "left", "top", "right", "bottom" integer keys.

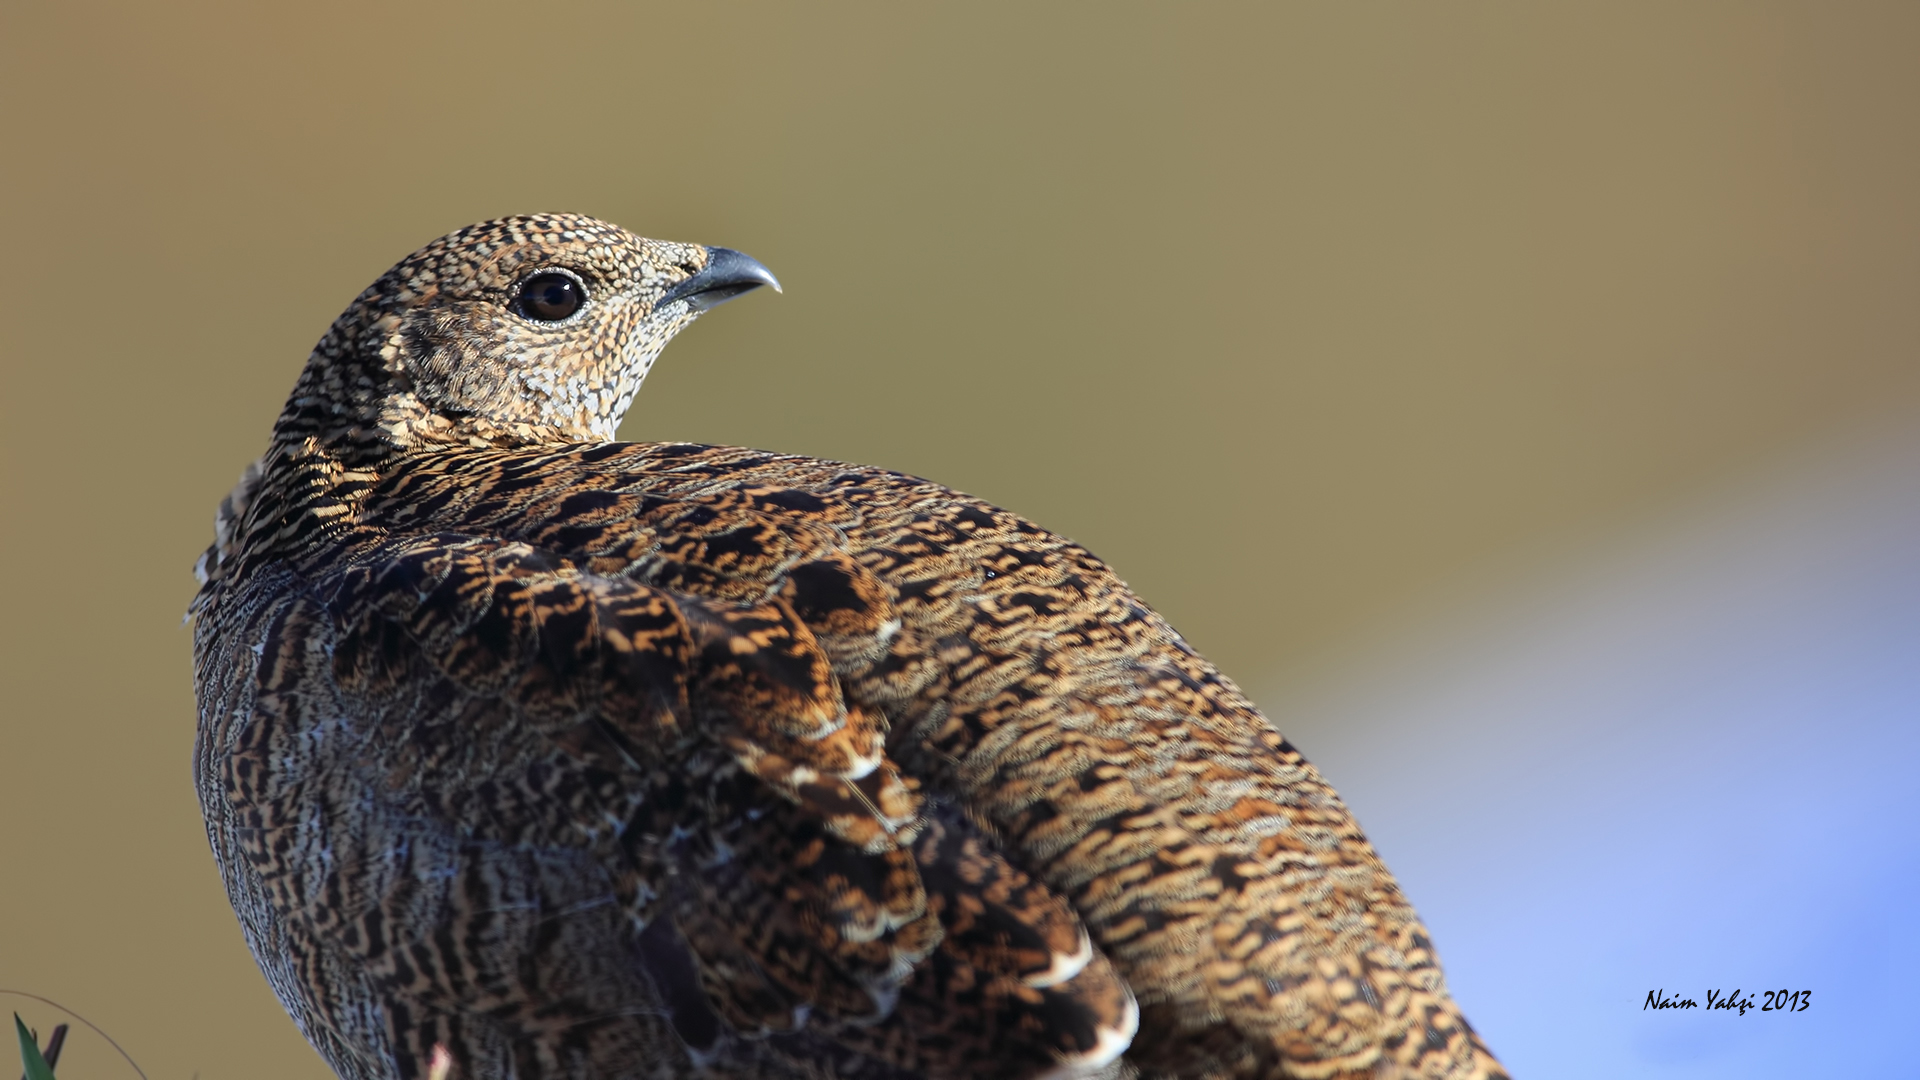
[{"left": 3, "top": 3, "right": 1917, "bottom": 1078}]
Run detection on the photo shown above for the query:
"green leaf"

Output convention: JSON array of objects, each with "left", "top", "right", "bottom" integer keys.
[{"left": 14, "top": 1014, "right": 56, "bottom": 1080}]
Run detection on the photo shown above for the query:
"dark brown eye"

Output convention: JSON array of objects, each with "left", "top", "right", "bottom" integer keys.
[{"left": 516, "top": 271, "right": 584, "bottom": 321}]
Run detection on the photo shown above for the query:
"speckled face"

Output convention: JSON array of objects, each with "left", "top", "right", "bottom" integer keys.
[
  {"left": 382, "top": 217, "right": 708, "bottom": 441},
  {"left": 278, "top": 214, "right": 774, "bottom": 456}
]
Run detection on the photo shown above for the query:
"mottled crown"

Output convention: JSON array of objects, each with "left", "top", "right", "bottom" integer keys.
[{"left": 273, "top": 213, "right": 768, "bottom": 462}]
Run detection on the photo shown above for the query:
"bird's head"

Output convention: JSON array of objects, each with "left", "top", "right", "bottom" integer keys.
[{"left": 275, "top": 213, "right": 778, "bottom": 459}]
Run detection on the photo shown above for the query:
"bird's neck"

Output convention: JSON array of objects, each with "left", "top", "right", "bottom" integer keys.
[
  {"left": 271, "top": 309, "right": 619, "bottom": 468},
  {"left": 272, "top": 368, "right": 601, "bottom": 468},
  {"left": 196, "top": 399, "right": 592, "bottom": 607}
]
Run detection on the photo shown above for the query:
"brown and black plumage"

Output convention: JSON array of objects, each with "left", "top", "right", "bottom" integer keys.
[{"left": 191, "top": 214, "right": 1508, "bottom": 1080}]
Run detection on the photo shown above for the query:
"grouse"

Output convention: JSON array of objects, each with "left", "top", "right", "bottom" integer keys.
[{"left": 191, "top": 214, "right": 1508, "bottom": 1080}]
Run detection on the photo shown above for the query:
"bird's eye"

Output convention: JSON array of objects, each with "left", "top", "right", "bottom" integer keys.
[{"left": 516, "top": 272, "right": 585, "bottom": 321}]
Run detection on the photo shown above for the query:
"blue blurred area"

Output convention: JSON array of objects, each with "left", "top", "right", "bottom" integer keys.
[{"left": 1262, "top": 422, "right": 1920, "bottom": 1078}]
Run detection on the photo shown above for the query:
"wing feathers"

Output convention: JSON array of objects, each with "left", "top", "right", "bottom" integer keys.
[{"left": 304, "top": 531, "right": 1134, "bottom": 1073}]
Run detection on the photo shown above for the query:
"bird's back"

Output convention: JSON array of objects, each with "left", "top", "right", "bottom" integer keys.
[{"left": 194, "top": 438, "right": 1505, "bottom": 1080}]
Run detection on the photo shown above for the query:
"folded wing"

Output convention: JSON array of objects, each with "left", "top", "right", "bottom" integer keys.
[{"left": 226, "top": 530, "right": 1135, "bottom": 1078}]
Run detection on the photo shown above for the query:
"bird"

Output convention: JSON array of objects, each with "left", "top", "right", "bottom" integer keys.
[{"left": 190, "top": 213, "right": 1508, "bottom": 1080}]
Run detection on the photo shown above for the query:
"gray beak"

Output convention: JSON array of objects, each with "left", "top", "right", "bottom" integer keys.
[{"left": 659, "top": 247, "right": 782, "bottom": 313}]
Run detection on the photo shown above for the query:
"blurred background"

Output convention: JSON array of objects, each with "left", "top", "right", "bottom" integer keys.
[{"left": 2, "top": 3, "right": 1916, "bottom": 1077}]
